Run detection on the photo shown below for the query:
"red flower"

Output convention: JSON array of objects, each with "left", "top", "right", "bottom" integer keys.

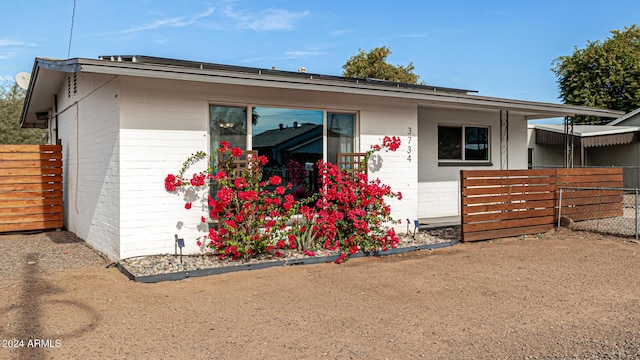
[
  {"left": 269, "top": 175, "right": 282, "bottom": 186},
  {"left": 275, "top": 186, "right": 285, "bottom": 195},
  {"left": 185, "top": 202, "right": 192, "bottom": 209},
  {"left": 215, "top": 171, "right": 227, "bottom": 181},
  {"left": 201, "top": 216, "right": 206, "bottom": 223},
  {"left": 225, "top": 220, "right": 238, "bottom": 229},
  {"left": 219, "top": 141, "right": 230, "bottom": 152},
  {"left": 231, "top": 147, "right": 243, "bottom": 157},
  {"left": 258, "top": 155, "right": 268, "bottom": 166}
]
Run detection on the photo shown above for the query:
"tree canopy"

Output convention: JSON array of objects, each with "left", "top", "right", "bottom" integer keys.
[
  {"left": 552, "top": 25, "right": 640, "bottom": 124},
  {"left": 0, "top": 82, "right": 46, "bottom": 144},
  {"left": 342, "top": 46, "right": 422, "bottom": 84}
]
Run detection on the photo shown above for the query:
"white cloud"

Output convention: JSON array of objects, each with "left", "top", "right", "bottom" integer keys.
[
  {"left": 284, "top": 50, "right": 323, "bottom": 59},
  {"left": 330, "top": 29, "right": 352, "bottom": 36},
  {"left": 122, "top": 7, "right": 215, "bottom": 33},
  {"left": 223, "top": 7, "right": 309, "bottom": 31},
  {"left": 397, "top": 33, "right": 427, "bottom": 38},
  {"left": 0, "top": 38, "right": 36, "bottom": 47}
]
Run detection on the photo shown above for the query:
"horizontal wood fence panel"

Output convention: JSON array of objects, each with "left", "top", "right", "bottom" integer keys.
[
  {"left": 0, "top": 190, "right": 62, "bottom": 200},
  {"left": 557, "top": 181, "right": 623, "bottom": 189},
  {"left": 0, "top": 144, "right": 61, "bottom": 153},
  {"left": 0, "top": 198, "right": 63, "bottom": 209},
  {"left": 462, "top": 184, "right": 557, "bottom": 196},
  {"left": 559, "top": 189, "right": 622, "bottom": 199},
  {"left": 0, "top": 183, "right": 62, "bottom": 192},
  {"left": 0, "top": 143, "right": 63, "bottom": 232},
  {"left": 462, "top": 192, "right": 555, "bottom": 205},
  {"left": 462, "top": 169, "right": 556, "bottom": 177},
  {"left": 0, "top": 205, "right": 63, "bottom": 216},
  {"left": 464, "top": 216, "right": 555, "bottom": 233},
  {"left": 461, "top": 176, "right": 556, "bottom": 187},
  {"left": 462, "top": 200, "right": 556, "bottom": 215},
  {"left": 560, "top": 194, "right": 623, "bottom": 206},
  {"left": 556, "top": 174, "right": 623, "bottom": 184},
  {"left": 460, "top": 168, "right": 623, "bottom": 242},
  {"left": 0, "top": 152, "right": 62, "bottom": 161},
  {"left": 0, "top": 167, "right": 63, "bottom": 176},
  {"left": 463, "top": 208, "right": 555, "bottom": 223},
  {"left": 0, "top": 220, "right": 63, "bottom": 232},
  {"left": 0, "top": 159, "right": 62, "bottom": 169},
  {"left": 0, "top": 175, "right": 62, "bottom": 185},
  {"left": 0, "top": 213, "right": 63, "bottom": 224},
  {"left": 463, "top": 224, "right": 554, "bottom": 242},
  {"left": 555, "top": 168, "right": 621, "bottom": 176}
]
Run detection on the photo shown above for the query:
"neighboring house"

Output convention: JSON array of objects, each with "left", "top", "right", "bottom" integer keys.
[
  {"left": 527, "top": 123, "right": 640, "bottom": 186},
  {"left": 608, "top": 107, "right": 640, "bottom": 126},
  {"left": 20, "top": 55, "right": 623, "bottom": 260}
]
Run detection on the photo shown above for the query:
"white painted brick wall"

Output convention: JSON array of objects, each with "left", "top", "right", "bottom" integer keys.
[{"left": 56, "top": 73, "right": 121, "bottom": 260}]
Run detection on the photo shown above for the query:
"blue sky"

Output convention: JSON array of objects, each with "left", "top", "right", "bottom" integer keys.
[{"left": 2, "top": 0, "right": 640, "bottom": 124}]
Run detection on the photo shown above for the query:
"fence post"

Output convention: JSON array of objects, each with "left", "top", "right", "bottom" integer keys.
[
  {"left": 557, "top": 188, "right": 563, "bottom": 228},
  {"left": 635, "top": 188, "right": 638, "bottom": 240},
  {"left": 597, "top": 189, "right": 602, "bottom": 232}
]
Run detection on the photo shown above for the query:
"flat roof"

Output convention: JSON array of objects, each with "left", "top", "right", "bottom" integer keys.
[{"left": 21, "top": 55, "right": 626, "bottom": 128}]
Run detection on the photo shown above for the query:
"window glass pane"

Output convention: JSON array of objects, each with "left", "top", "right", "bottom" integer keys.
[
  {"left": 438, "top": 126, "right": 462, "bottom": 160},
  {"left": 252, "top": 107, "right": 323, "bottom": 194},
  {"left": 327, "top": 113, "right": 355, "bottom": 164},
  {"left": 465, "top": 127, "right": 489, "bottom": 160},
  {"left": 209, "top": 105, "right": 247, "bottom": 153}
]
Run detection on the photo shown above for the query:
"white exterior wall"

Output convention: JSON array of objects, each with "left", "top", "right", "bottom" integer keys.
[
  {"left": 417, "top": 107, "right": 527, "bottom": 218},
  {"left": 118, "top": 78, "right": 210, "bottom": 259},
  {"left": 55, "top": 73, "right": 121, "bottom": 260},
  {"left": 117, "top": 78, "right": 418, "bottom": 257}
]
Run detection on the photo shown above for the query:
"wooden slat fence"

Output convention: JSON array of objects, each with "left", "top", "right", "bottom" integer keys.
[
  {"left": 0, "top": 143, "right": 63, "bottom": 232},
  {"left": 460, "top": 168, "right": 624, "bottom": 242},
  {"left": 556, "top": 168, "right": 624, "bottom": 221}
]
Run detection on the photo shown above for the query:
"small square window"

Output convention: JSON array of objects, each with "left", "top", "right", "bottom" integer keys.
[{"left": 438, "top": 125, "right": 490, "bottom": 162}]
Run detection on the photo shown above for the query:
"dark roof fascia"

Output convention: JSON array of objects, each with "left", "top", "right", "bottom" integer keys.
[
  {"left": 81, "top": 58, "right": 625, "bottom": 119},
  {"left": 103, "top": 54, "right": 477, "bottom": 95},
  {"left": 24, "top": 57, "right": 626, "bottom": 125}
]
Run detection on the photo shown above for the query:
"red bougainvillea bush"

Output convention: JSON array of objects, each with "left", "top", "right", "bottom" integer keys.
[{"left": 164, "top": 136, "right": 402, "bottom": 263}]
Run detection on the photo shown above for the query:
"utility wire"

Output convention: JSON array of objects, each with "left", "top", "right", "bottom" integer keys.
[{"left": 67, "top": 0, "right": 77, "bottom": 58}]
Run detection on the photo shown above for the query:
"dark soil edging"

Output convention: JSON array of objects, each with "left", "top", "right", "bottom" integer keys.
[{"left": 116, "top": 239, "right": 460, "bottom": 283}]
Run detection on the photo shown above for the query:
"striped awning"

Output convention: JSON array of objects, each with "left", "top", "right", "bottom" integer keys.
[{"left": 535, "top": 128, "right": 639, "bottom": 148}]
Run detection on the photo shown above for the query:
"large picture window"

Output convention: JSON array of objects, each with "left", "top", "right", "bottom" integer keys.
[
  {"left": 438, "top": 125, "right": 489, "bottom": 162},
  {"left": 209, "top": 104, "right": 356, "bottom": 193}
]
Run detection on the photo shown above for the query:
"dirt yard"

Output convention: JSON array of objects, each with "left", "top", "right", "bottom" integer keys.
[{"left": 1, "top": 228, "right": 640, "bottom": 359}]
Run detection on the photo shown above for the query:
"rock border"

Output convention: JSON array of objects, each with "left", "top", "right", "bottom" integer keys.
[{"left": 116, "top": 239, "right": 460, "bottom": 283}]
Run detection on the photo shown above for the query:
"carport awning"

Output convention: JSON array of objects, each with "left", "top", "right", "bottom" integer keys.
[{"left": 535, "top": 128, "right": 639, "bottom": 148}]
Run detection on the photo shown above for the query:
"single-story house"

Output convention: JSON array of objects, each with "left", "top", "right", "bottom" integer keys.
[{"left": 20, "top": 55, "right": 623, "bottom": 260}]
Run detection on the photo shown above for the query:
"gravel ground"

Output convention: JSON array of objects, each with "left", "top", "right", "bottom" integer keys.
[
  {"left": 1, "top": 228, "right": 640, "bottom": 359},
  {"left": 119, "top": 228, "right": 458, "bottom": 277}
]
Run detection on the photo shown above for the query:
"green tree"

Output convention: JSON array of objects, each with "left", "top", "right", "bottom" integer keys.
[
  {"left": 552, "top": 25, "right": 640, "bottom": 124},
  {"left": 342, "top": 46, "right": 422, "bottom": 84},
  {"left": 0, "top": 82, "right": 45, "bottom": 144}
]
